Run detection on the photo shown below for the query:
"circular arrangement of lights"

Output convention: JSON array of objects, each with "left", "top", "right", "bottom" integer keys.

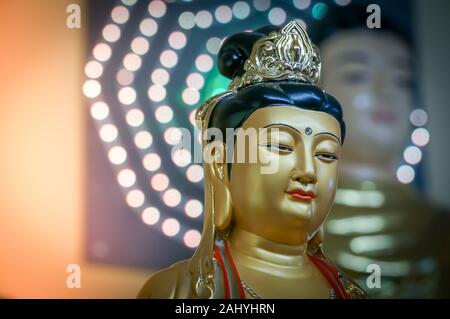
[{"left": 86, "top": 0, "right": 427, "bottom": 251}]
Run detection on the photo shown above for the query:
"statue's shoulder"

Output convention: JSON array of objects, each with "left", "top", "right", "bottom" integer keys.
[{"left": 137, "top": 259, "right": 192, "bottom": 299}]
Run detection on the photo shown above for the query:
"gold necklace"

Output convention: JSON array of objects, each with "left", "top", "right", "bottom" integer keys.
[{"left": 241, "top": 279, "right": 337, "bottom": 299}]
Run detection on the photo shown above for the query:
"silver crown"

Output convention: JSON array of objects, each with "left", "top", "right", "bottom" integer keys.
[{"left": 229, "top": 20, "right": 321, "bottom": 91}]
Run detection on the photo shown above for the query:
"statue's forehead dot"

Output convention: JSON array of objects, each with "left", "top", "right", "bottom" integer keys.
[{"left": 305, "top": 127, "right": 313, "bottom": 135}]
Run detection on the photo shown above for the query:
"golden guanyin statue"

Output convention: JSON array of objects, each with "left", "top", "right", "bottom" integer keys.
[{"left": 138, "top": 21, "right": 367, "bottom": 299}]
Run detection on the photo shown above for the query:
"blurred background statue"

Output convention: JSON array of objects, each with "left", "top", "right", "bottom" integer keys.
[{"left": 310, "top": 4, "right": 450, "bottom": 298}]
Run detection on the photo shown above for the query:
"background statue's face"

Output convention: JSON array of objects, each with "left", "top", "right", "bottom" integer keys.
[
  {"left": 321, "top": 30, "right": 412, "bottom": 167},
  {"left": 229, "top": 106, "right": 341, "bottom": 245}
]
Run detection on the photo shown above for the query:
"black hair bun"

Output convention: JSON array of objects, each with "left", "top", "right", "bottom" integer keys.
[{"left": 217, "top": 25, "right": 280, "bottom": 80}]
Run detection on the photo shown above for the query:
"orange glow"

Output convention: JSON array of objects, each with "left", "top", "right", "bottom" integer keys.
[{"left": 0, "top": 0, "right": 152, "bottom": 298}]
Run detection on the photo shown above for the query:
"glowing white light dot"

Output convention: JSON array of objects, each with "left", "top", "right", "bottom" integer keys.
[
  {"left": 160, "top": 50, "right": 178, "bottom": 68},
  {"left": 233, "top": 2, "right": 250, "bottom": 19},
  {"left": 117, "top": 168, "right": 136, "bottom": 187},
  {"left": 123, "top": 53, "right": 142, "bottom": 71},
  {"left": 102, "top": 24, "right": 121, "bottom": 43},
  {"left": 253, "top": 0, "right": 271, "bottom": 11},
  {"left": 85, "top": 61, "right": 103, "bottom": 79},
  {"left": 403, "top": 146, "right": 422, "bottom": 165},
  {"left": 293, "top": 0, "right": 311, "bottom": 10},
  {"left": 185, "top": 199, "right": 203, "bottom": 218},
  {"left": 182, "top": 88, "right": 200, "bottom": 105},
  {"left": 186, "top": 164, "right": 203, "bottom": 182},
  {"left": 140, "top": 18, "right": 158, "bottom": 36},
  {"left": 172, "top": 149, "right": 192, "bottom": 167},
  {"left": 163, "top": 189, "right": 182, "bottom": 207},
  {"left": 93, "top": 43, "right": 112, "bottom": 62},
  {"left": 164, "top": 127, "right": 182, "bottom": 145},
  {"left": 411, "top": 128, "right": 430, "bottom": 147},
  {"left": 151, "top": 68, "right": 170, "bottom": 86},
  {"left": 179, "top": 11, "right": 196, "bottom": 30},
  {"left": 155, "top": 105, "right": 173, "bottom": 123},
  {"left": 134, "top": 131, "right": 153, "bottom": 149},
  {"left": 215, "top": 5, "right": 233, "bottom": 23},
  {"left": 108, "top": 146, "right": 127, "bottom": 165},
  {"left": 150, "top": 173, "right": 169, "bottom": 191},
  {"left": 126, "top": 108, "right": 145, "bottom": 127},
  {"left": 122, "top": 0, "right": 137, "bottom": 6},
  {"left": 83, "top": 80, "right": 101, "bottom": 98},
  {"left": 195, "top": 54, "right": 213, "bottom": 72},
  {"left": 186, "top": 73, "right": 205, "bottom": 89},
  {"left": 141, "top": 207, "right": 160, "bottom": 225},
  {"left": 396, "top": 165, "right": 415, "bottom": 184},
  {"left": 335, "top": 0, "right": 351, "bottom": 6},
  {"left": 99, "top": 124, "right": 118, "bottom": 143},
  {"left": 111, "top": 6, "right": 129, "bottom": 24},
  {"left": 143, "top": 153, "right": 161, "bottom": 172},
  {"left": 126, "top": 189, "right": 145, "bottom": 208},
  {"left": 183, "top": 229, "right": 201, "bottom": 248},
  {"left": 168, "top": 31, "right": 187, "bottom": 50},
  {"left": 118, "top": 86, "right": 136, "bottom": 105},
  {"left": 116, "top": 69, "right": 134, "bottom": 86},
  {"left": 148, "top": 1, "right": 166, "bottom": 18},
  {"left": 90, "top": 102, "right": 109, "bottom": 120},
  {"left": 162, "top": 218, "right": 180, "bottom": 237},
  {"left": 148, "top": 84, "right": 167, "bottom": 102},
  {"left": 196, "top": 10, "right": 213, "bottom": 29},
  {"left": 410, "top": 109, "right": 428, "bottom": 127},
  {"left": 131, "top": 37, "right": 150, "bottom": 55},
  {"left": 206, "top": 37, "right": 222, "bottom": 55},
  {"left": 268, "top": 7, "right": 286, "bottom": 25}
]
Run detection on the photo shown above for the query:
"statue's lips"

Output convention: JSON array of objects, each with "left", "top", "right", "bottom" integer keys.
[{"left": 286, "top": 189, "right": 315, "bottom": 202}]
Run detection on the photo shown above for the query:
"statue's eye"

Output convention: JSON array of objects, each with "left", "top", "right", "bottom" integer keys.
[
  {"left": 315, "top": 153, "right": 338, "bottom": 162},
  {"left": 262, "top": 144, "right": 293, "bottom": 153}
]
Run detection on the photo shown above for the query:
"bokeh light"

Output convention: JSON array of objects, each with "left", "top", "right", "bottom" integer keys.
[
  {"left": 148, "top": 0, "right": 167, "bottom": 18},
  {"left": 185, "top": 199, "right": 203, "bottom": 218},
  {"left": 163, "top": 189, "right": 182, "bottom": 207},
  {"left": 102, "top": 24, "right": 121, "bottom": 43},
  {"left": 126, "top": 189, "right": 145, "bottom": 208},
  {"left": 90, "top": 102, "right": 109, "bottom": 120},
  {"left": 403, "top": 146, "right": 422, "bottom": 165},
  {"left": 155, "top": 105, "right": 174, "bottom": 123},
  {"left": 117, "top": 168, "right": 136, "bottom": 187},
  {"left": 143, "top": 153, "right": 161, "bottom": 172},
  {"left": 183, "top": 229, "right": 201, "bottom": 248},
  {"left": 150, "top": 173, "right": 170, "bottom": 192},
  {"left": 396, "top": 165, "right": 415, "bottom": 184},
  {"left": 99, "top": 124, "right": 118, "bottom": 143},
  {"left": 108, "top": 146, "right": 127, "bottom": 165},
  {"left": 140, "top": 18, "right": 158, "bottom": 36},
  {"left": 162, "top": 218, "right": 180, "bottom": 236},
  {"left": 126, "top": 108, "right": 145, "bottom": 127},
  {"left": 134, "top": 131, "right": 153, "bottom": 149},
  {"left": 111, "top": 6, "right": 130, "bottom": 24},
  {"left": 411, "top": 128, "right": 430, "bottom": 147},
  {"left": 141, "top": 207, "right": 160, "bottom": 225},
  {"left": 196, "top": 10, "right": 213, "bottom": 29},
  {"left": 410, "top": 109, "right": 428, "bottom": 127}
]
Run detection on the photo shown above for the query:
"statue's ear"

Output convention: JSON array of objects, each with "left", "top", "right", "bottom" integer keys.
[{"left": 204, "top": 141, "right": 233, "bottom": 231}]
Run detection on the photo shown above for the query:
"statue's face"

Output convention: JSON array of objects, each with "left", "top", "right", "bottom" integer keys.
[
  {"left": 229, "top": 106, "right": 341, "bottom": 245},
  {"left": 321, "top": 30, "right": 412, "bottom": 167}
]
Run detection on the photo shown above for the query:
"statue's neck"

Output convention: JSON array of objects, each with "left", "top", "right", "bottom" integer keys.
[{"left": 227, "top": 227, "right": 309, "bottom": 269}]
